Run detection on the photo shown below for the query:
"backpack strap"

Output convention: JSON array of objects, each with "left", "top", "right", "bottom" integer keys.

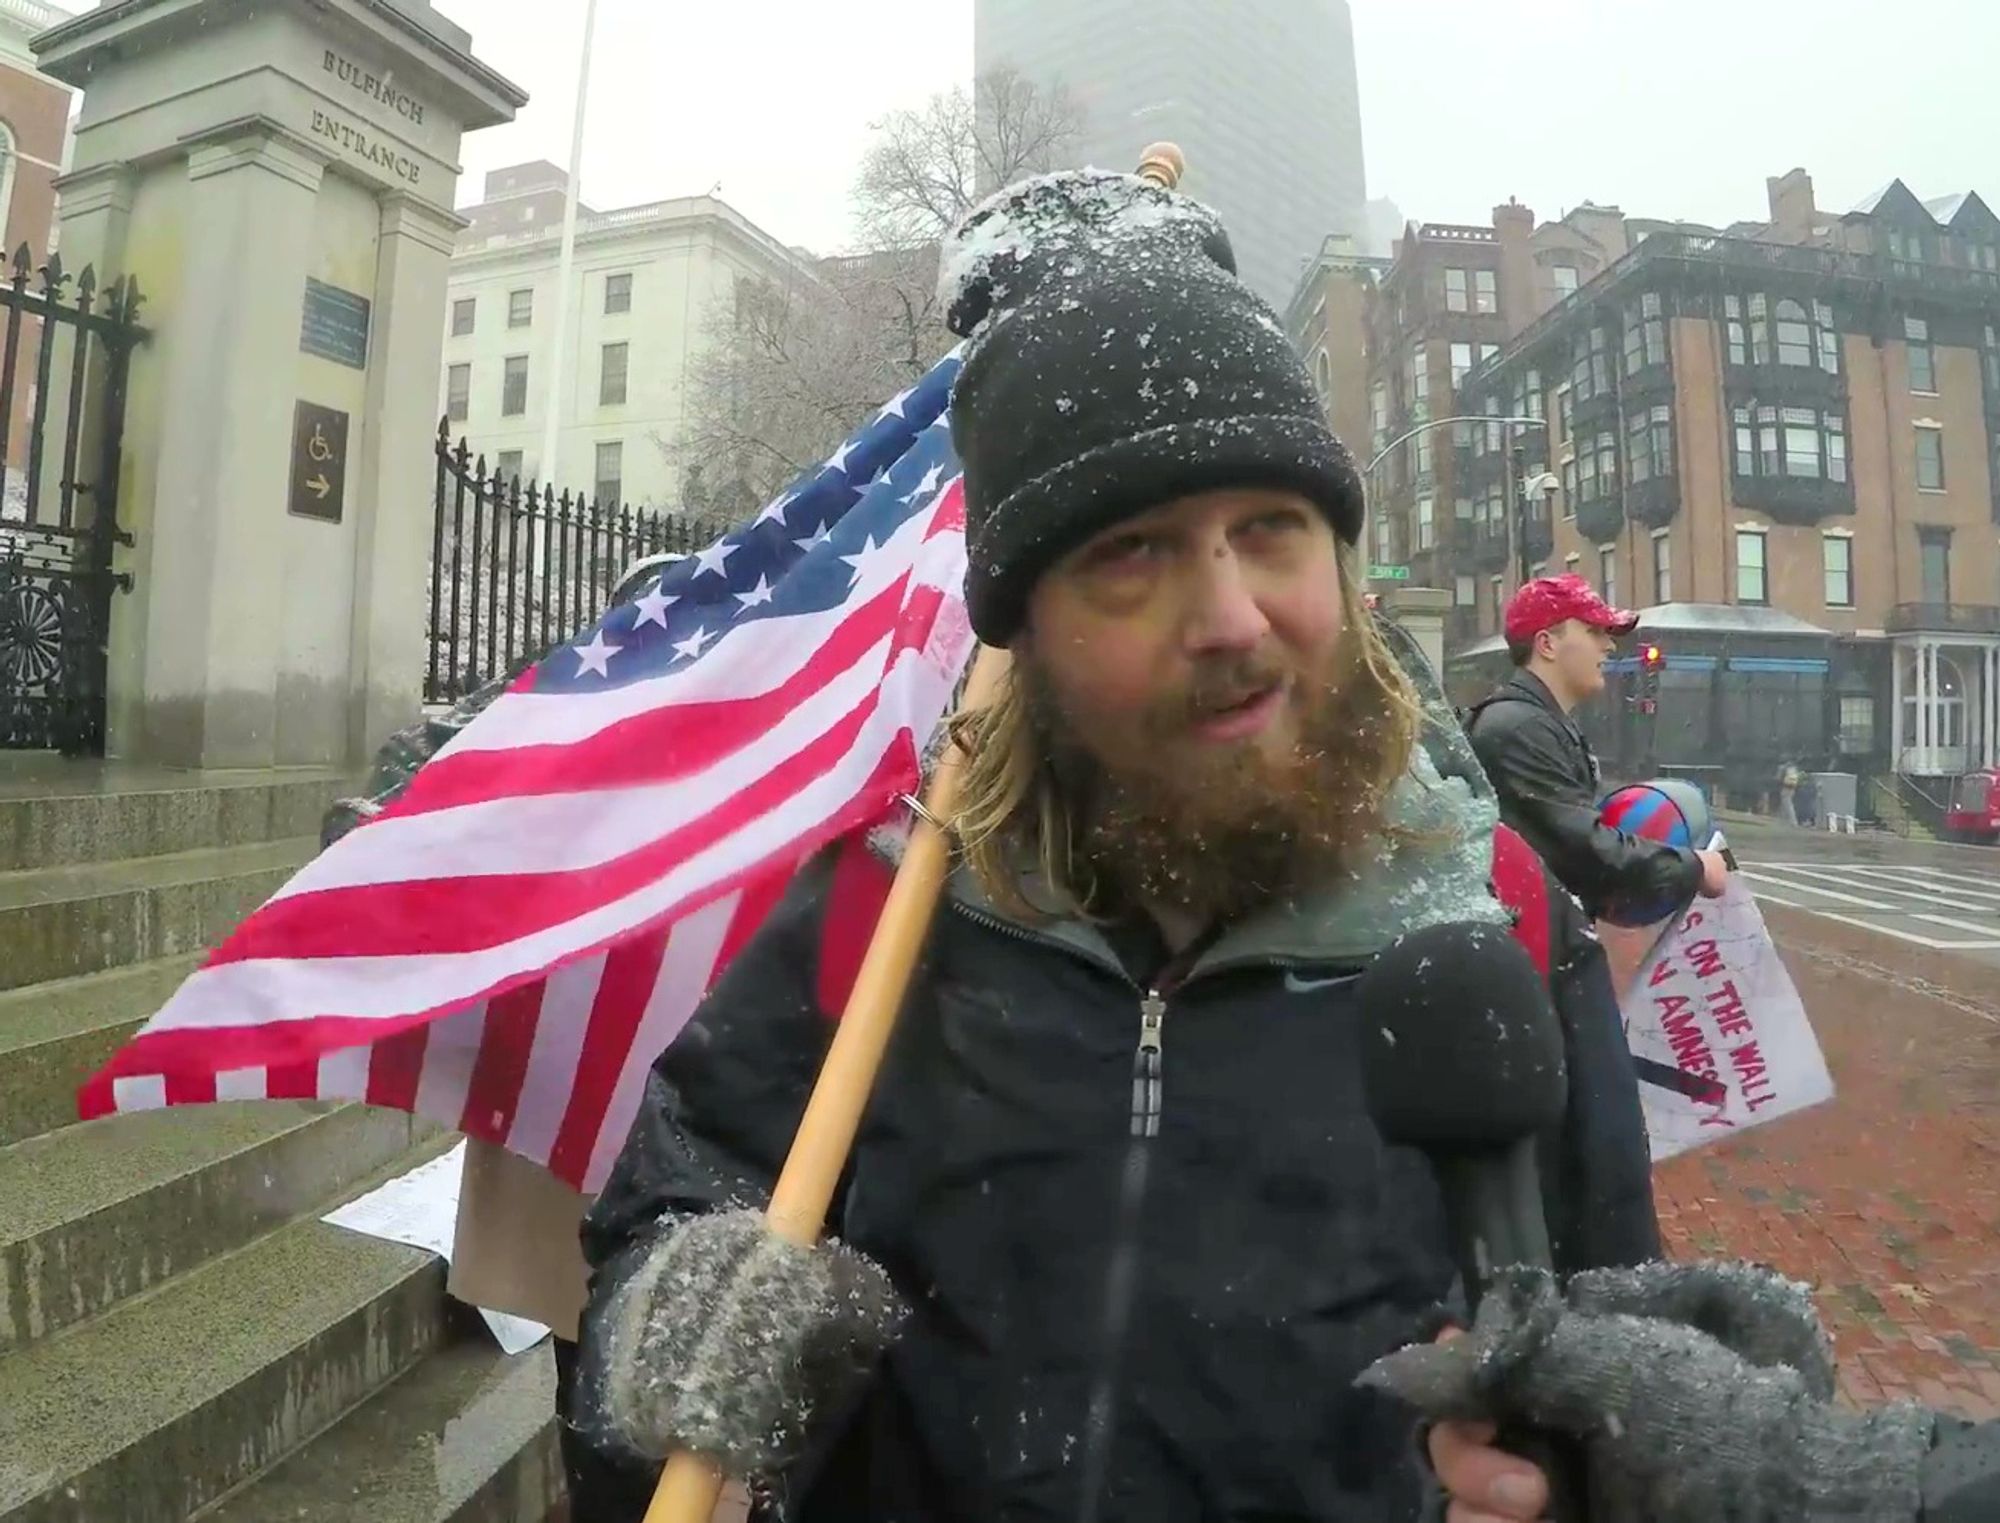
[{"left": 1491, "top": 823, "right": 1553, "bottom": 979}]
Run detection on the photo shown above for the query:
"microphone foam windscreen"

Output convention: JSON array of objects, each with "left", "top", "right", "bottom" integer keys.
[{"left": 1356, "top": 921, "right": 1569, "bottom": 1148}]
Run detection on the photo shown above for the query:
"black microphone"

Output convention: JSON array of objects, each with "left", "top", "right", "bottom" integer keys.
[{"left": 1355, "top": 920, "right": 1584, "bottom": 1521}]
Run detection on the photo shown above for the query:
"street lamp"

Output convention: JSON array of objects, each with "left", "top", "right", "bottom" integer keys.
[{"left": 1360, "top": 414, "right": 1546, "bottom": 580}]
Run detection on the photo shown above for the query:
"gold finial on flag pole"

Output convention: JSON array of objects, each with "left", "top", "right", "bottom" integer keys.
[{"left": 1136, "top": 141, "right": 1186, "bottom": 189}]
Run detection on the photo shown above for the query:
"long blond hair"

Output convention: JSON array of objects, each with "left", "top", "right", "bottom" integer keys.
[{"left": 946, "top": 541, "right": 1425, "bottom": 920}]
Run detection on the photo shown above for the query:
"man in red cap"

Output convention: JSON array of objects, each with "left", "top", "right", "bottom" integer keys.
[{"left": 1466, "top": 573, "right": 1727, "bottom": 922}]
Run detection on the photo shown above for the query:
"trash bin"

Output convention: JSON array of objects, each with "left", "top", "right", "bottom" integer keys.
[{"left": 1811, "top": 771, "right": 1857, "bottom": 829}]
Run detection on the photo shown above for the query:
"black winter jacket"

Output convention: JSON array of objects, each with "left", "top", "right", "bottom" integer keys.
[
  {"left": 1466, "top": 671, "right": 1701, "bottom": 921},
  {"left": 567, "top": 818, "right": 1660, "bottom": 1523}
]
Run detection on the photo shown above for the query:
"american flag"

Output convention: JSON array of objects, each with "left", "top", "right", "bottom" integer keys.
[{"left": 79, "top": 351, "right": 976, "bottom": 1192}]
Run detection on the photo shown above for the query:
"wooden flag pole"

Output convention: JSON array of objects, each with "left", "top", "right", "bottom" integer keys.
[{"left": 644, "top": 141, "right": 1189, "bottom": 1523}]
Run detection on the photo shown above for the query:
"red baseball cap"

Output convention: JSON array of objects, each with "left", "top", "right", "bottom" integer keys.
[{"left": 1503, "top": 572, "right": 1640, "bottom": 645}]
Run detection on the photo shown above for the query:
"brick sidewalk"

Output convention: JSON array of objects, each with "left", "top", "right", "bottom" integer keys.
[{"left": 1649, "top": 904, "right": 2000, "bottom": 1418}]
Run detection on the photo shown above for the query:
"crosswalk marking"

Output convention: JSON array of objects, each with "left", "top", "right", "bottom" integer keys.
[{"left": 1742, "top": 858, "right": 2000, "bottom": 949}]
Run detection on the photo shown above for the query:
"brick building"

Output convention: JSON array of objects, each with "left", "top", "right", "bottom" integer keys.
[{"left": 1289, "top": 169, "right": 2000, "bottom": 813}]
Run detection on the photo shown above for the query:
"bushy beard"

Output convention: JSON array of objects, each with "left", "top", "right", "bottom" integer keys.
[{"left": 1019, "top": 641, "right": 1406, "bottom": 926}]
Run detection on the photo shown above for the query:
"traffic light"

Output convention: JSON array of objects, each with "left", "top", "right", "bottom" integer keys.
[{"left": 1637, "top": 643, "right": 1664, "bottom": 714}]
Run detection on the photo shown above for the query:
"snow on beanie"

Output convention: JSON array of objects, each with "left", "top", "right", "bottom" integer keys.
[{"left": 938, "top": 168, "right": 1365, "bottom": 646}]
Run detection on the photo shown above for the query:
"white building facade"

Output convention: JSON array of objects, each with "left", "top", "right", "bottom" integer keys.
[{"left": 440, "top": 164, "right": 814, "bottom": 509}]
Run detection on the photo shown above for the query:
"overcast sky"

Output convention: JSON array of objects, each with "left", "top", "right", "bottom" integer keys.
[{"left": 421, "top": 0, "right": 1981, "bottom": 253}]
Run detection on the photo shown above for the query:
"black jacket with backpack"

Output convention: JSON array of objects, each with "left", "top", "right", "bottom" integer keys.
[
  {"left": 1465, "top": 671, "right": 1701, "bottom": 921},
  {"left": 563, "top": 731, "right": 1661, "bottom": 1523}
]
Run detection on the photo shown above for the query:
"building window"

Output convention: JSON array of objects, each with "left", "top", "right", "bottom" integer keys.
[
  {"left": 445, "top": 363, "right": 470, "bottom": 423},
  {"left": 1627, "top": 402, "right": 1673, "bottom": 483},
  {"left": 1561, "top": 457, "right": 1578, "bottom": 516},
  {"left": 1984, "top": 325, "right": 2000, "bottom": 398},
  {"left": 1598, "top": 546, "right": 1617, "bottom": 606},
  {"left": 1623, "top": 292, "right": 1666, "bottom": 374},
  {"left": 600, "top": 341, "right": 629, "bottom": 406},
  {"left": 1735, "top": 528, "right": 1767, "bottom": 604},
  {"left": 1314, "top": 349, "right": 1332, "bottom": 397},
  {"left": 1571, "top": 326, "right": 1612, "bottom": 401},
  {"left": 1450, "top": 341, "right": 1474, "bottom": 388},
  {"left": 1733, "top": 405, "right": 1846, "bottom": 482},
  {"left": 1455, "top": 495, "right": 1474, "bottom": 522},
  {"left": 1369, "top": 381, "right": 1389, "bottom": 447},
  {"left": 508, "top": 288, "right": 534, "bottom": 328},
  {"left": 1652, "top": 529, "right": 1672, "bottom": 603},
  {"left": 1723, "top": 293, "right": 1771, "bottom": 366},
  {"left": 1817, "top": 301, "right": 1840, "bottom": 374},
  {"left": 1455, "top": 574, "right": 1476, "bottom": 606},
  {"left": 595, "top": 440, "right": 623, "bottom": 504},
  {"left": 1445, "top": 267, "right": 1469, "bottom": 312},
  {"left": 1920, "top": 529, "right": 1951, "bottom": 604},
  {"left": 1417, "top": 496, "right": 1434, "bottom": 550},
  {"left": 497, "top": 449, "right": 523, "bottom": 481},
  {"left": 1491, "top": 575, "right": 1505, "bottom": 622},
  {"left": 1838, "top": 695, "right": 1875, "bottom": 752},
  {"left": 1554, "top": 384, "right": 1573, "bottom": 444},
  {"left": 1408, "top": 342, "right": 1429, "bottom": 406},
  {"left": 1773, "top": 299, "right": 1815, "bottom": 367},
  {"left": 501, "top": 354, "right": 529, "bottom": 416},
  {"left": 1906, "top": 316, "right": 1936, "bottom": 393},
  {"left": 1552, "top": 264, "right": 1579, "bottom": 297},
  {"left": 1915, "top": 424, "right": 1946, "bottom": 490},
  {"left": 1475, "top": 268, "right": 1498, "bottom": 314},
  {"left": 1414, "top": 430, "right": 1433, "bottom": 478},
  {"left": 605, "top": 271, "right": 633, "bottom": 314},
  {"left": 1479, "top": 341, "right": 1502, "bottom": 367},
  {"left": 1576, "top": 429, "right": 1617, "bottom": 504},
  {"left": 1822, "top": 533, "right": 1853, "bottom": 608},
  {"left": 451, "top": 297, "right": 475, "bottom": 337},
  {"left": 1511, "top": 368, "right": 1544, "bottom": 422}
]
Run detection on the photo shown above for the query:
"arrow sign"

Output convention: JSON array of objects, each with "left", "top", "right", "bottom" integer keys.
[{"left": 289, "top": 400, "right": 349, "bottom": 523}]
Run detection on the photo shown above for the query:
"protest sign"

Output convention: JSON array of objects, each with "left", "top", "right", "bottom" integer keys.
[{"left": 1620, "top": 874, "right": 1834, "bottom": 1161}]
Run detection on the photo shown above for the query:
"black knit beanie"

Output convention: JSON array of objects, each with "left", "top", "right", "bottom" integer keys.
[{"left": 942, "top": 171, "right": 1364, "bottom": 646}]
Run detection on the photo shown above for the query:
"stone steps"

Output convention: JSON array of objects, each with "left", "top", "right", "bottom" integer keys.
[
  {"left": 196, "top": 1338, "right": 562, "bottom": 1523},
  {"left": 0, "top": 953, "right": 201, "bottom": 1146},
  {"left": 0, "top": 766, "right": 351, "bottom": 872},
  {"left": 0, "top": 836, "right": 317, "bottom": 990},
  {"left": 0, "top": 1213, "right": 447, "bottom": 1523},
  {"left": 0, "top": 761, "right": 564, "bottom": 1523},
  {"left": 0, "top": 1102, "right": 430, "bottom": 1353}
]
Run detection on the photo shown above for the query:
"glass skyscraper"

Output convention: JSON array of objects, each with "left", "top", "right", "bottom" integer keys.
[{"left": 974, "top": 0, "right": 1367, "bottom": 308}]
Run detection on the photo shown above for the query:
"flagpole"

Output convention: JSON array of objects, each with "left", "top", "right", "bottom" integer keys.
[
  {"left": 643, "top": 143, "right": 1190, "bottom": 1523},
  {"left": 537, "top": 0, "right": 599, "bottom": 495}
]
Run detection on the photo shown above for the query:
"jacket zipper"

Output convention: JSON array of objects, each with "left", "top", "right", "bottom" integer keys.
[{"left": 1077, "top": 955, "right": 1210, "bottom": 1523}]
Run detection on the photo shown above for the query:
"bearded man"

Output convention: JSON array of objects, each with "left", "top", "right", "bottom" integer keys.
[{"left": 563, "top": 178, "right": 1657, "bottom": 1523}]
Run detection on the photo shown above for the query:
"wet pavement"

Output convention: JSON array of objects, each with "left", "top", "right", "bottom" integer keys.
[{"left": 1650, "top": 897, "right": 2000, "bottom": 1418}]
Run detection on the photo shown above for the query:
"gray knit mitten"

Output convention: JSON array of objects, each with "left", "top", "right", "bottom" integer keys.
[
  {"left": 1360, "top": 1261, "right": 1936, "bottom": 1522},
  {"left": 592, "top": 1207, "right": 906, "bottom": 1479}
]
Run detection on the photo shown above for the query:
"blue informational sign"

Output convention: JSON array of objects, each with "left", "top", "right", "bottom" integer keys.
[{"left": 300, "top": 277, "right": 372, "bottom": 370}]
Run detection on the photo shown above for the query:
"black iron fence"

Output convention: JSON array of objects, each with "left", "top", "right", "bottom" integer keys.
[
  {"left": 428, "top": 421, "right": 735, "bottom": 704},
  {"left": 0, "top": 249, "right": 144, "bottom": 753}
]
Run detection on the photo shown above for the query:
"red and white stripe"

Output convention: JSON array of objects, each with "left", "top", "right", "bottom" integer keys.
[{"left": 80, "top": 481, "right": 975, "bottom": 1192}]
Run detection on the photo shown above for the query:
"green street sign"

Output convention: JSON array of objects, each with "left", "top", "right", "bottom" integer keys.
[{"left": 1368, "top": 564, "right": 1412, "bottom": 581}]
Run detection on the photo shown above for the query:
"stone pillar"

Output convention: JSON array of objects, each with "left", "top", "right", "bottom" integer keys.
[
  {"left": 1891, "top": 645, "right": 1905, "bottom": 772},
  {"left": 1380, "top": 584, "right": 1450, "bottom": 685},
  {"left": 1915, "top": 642, "right": 1927, "bottom": 763},
  {"left": 35, "top": 0, "right": 524, "bottom": 768},
  {"left": 349, "top": 192, "right": 463, "bottom": 760}
]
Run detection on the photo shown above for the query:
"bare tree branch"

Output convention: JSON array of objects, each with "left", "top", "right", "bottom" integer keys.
[{"left": 670, "top": 71, "right": 1083, "bottom": 520}]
